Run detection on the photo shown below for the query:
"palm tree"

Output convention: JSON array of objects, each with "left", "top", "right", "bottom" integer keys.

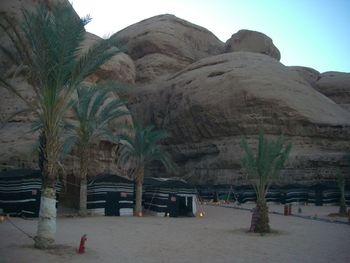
[
  {"left": 0, "top": 3, "right": 120, "bottom": 248},
  {"left": 117, "top": 124, "right": 177, "bottom": 216},
  {"left": 241, "top": 131, "right": 291, "bottom": 233},
  {"left": 68, "top": 84, "right": 129, "bottom": 215}
]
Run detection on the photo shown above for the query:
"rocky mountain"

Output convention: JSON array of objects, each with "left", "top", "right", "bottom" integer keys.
[
  {"left": 112, "top": 14, "right": 224, "bottom": 84},
  {"left": 224, "top": 29, "right": 281, "bottom": 61},
  {"left": 128, "top": 52, "right": 350, "bottom": 184},
  {"left": 0, "top": 0, "right": 349, "bottom": 184}
]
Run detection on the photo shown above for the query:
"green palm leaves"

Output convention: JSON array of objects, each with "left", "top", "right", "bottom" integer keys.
[
  {"left": 70, "top": 84, "right": 129, "bottom": 147},
  {"left": 118, "top": 124, "right": 177, "bottom": 180},
  {"left": 241, "top": 131, "right": 292, "bottom": 200}
]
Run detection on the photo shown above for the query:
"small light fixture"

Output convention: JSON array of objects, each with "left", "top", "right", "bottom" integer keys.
[{"left": 199, "top": 212, "right": 204, "bottom": 217}]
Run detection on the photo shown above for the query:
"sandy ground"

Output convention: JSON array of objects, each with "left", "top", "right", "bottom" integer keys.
[{"left": 0, "top": 204, "right": 349, "bottom": 263}]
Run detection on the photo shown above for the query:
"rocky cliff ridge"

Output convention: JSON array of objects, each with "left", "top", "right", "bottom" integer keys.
[{"left": 0, "top": 0, "right": 349, "bottom": 184}]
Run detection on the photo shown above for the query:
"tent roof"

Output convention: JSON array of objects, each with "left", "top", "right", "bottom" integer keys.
[
  {"left": 144, "top": 177, "right": 194, "bottom": 189},
  {"left": 88, "top": 173, "right": 133, "bottom": 184}
]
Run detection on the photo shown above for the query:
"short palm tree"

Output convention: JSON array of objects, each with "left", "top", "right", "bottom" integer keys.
[
  {"left": 0, "top": 3, "right": 120, "bottom": 248},
  {"left": 68, "top": 84, "right": 129, "bottom": 215},
  {"left": 117, "top": 124, "right": 177, "bottom": 216},
  {"left": 241, "top": 131, "right": 292, "bottom": 233}
]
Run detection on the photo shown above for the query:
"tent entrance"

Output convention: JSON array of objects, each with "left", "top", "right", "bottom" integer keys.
[
  {"left": 179, "top": 196, "right": 194, "bottom": 216},
  {"left": 105, "top": 192, "right": 120, "bottom": 216},
  {"left": 168, "top": 194, "right": 179, "bottom": 217},
  {"left": 168, "top": 195, "right": 194, "bottom": 217}
]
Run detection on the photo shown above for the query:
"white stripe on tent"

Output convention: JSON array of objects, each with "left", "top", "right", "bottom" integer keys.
[
  {"left": 119, "top": 201, "right": 133, "bottom": 204},
  {"left": 21, "top": 210, "right": 35, "bottom": 214},
  {"left": 143, "top": 202, "right": 167, "bottom": 208},
  {"left": 120, "top": 208, "right": 133, "bottom": 216},
  {"left": 0, "top": 198, "right": 37, "bottom": 203},
  {"left": 88, "top": 208, "right": 105, "bottom": 215},
  {"left": 87, "top": 200, "right": 105, "bottom": 204}
]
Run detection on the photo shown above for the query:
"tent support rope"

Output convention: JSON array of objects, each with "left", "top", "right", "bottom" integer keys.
[{"left": 6, "top": 216, "right": 34, "bottom": 239}]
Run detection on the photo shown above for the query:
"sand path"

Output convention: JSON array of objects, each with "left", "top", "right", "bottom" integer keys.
[{"left": 0, "top": 205, "right": 349, "bottom": 263}]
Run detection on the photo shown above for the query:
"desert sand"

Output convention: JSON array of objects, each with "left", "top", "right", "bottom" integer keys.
[{"left": 0, "top": 204, "right": 349, "bottom": 263}]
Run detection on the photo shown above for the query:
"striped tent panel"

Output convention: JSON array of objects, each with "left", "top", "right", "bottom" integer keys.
[
  {"left": 0, "top": 169, "right": 62, "bottom": 217},
  {"left": 197, "top": 183, "right": 350, "bottom": 206},
  {"left": 87, "top": 174, "right": 134, "bottom": 216},
  {"left": 279, "top": 188, "right": 310, "bottom": 204}
]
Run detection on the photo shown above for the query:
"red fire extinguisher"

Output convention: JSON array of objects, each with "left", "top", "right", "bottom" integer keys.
[{"left": 78, "top": 234, "right": 87, "bottom": 254}]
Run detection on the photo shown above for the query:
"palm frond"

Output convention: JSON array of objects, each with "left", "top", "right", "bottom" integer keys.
[
  {"left": 61, "top": 135, "right": 77, "bottom": 159},
  {"left": 0, "top": 78, "right": 33, "bottom": 110},
  {"left": 241, "top": 131, "right": 292, "bottom": 199},
  {"left": 0, "top": 13, "right": 31, "bottom": 66},
  {"left": 70, "top": 37, "right": 121, "bottom": 87},
  {"left": 116, "top": 123, "right": 177, "bottom": 178}
]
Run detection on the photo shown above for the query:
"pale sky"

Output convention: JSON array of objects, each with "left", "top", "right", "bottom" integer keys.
[{"left": 71, "top": 0, "right": 350, "bottom": 73}]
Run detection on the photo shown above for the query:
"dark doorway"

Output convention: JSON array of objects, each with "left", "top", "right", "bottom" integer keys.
[
  {"left": 105, "top": 192, "right": 120, "bottom": 216},
  {"left": 179, "top": 196, "right": 194, "bottom": 216},
  {"left": 168, "top": 194, "right": 179, "bottom": 217}
]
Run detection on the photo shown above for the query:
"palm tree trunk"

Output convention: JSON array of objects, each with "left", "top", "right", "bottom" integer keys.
[
  {"left": 35, "top": 187, "right": 56, "bottom": 248},
  {"left": 339, "top": 189, "right": 347, "bottom": 215},
  {"left": 79, "top": 178, "right": 87, "bottom": 215},
  {"left": 34, "top": 132, "right": 58, "bottom": 249},
  {"left": 79, "top": 147, "right": 89, "bottom": 216},
  {"left": 255, "top": 197, "right": 270, "bottom": 233},
  {"left": 134, "top": 168, "right": 144, "bottom": 216}
]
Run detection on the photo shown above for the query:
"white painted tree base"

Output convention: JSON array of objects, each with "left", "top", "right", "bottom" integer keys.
[{"left": 35, "top": 190, "right": 56, "bottom": 249}]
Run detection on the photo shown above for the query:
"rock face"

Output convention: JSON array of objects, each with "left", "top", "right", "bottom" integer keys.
[
  {"left": 113, "top": 14, "right": 224, "bottom": 83},
  {"left": 129, "top": 52, "right": 350, "bottom": 184},
  {"left": 1, "top": 2, "right": 349, "bottom": 186},
  {"left": 316, "top": 72, "right": 350, "bottom": 112},
  {"left": 288, "top": 66, "right": 320, "bottom": 88},
  {"left": 224, "top": 30, "right": 281, "bottom": 61},
  {"left": 80, "top": 33, "right": 136, "bottom": 84}
]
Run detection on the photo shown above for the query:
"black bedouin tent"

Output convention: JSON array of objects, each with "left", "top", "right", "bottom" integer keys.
[
  {"left": 143, "top": 177, "right": 198, "bottom": 217},
  {"left": 87, "top": 174, "right": 134, "bottom": 216},
  {"left": 0, "top": 169, "right": 41, "bottom": 217},
  {"left": 0, "top": 169, "right": 61, "bottom": 217},
  {"left": 196, "top": 182, "right": 350, "bottom": 206}
]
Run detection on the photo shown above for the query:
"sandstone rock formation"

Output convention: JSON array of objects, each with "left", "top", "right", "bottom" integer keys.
[
  {"left": 128, "top": 52, "right": 350, "bottom": 184},
  {"left": 80, "top": 33, "right": 136, "bottom": 84},
  {"left": 316, "top": 72, "right": 350, "bottom": 112},
  {"left": 288, "top": 66, "right": 320, "bottom": 88},
  {"left": 224, "top": 30, "right": 281, "bottom": 61},
  {"left": 112, "top": 14, "right": 224, "bottom": 83},
  {"left": 1, "top": 1, "right": 349, "bottom": 186}
]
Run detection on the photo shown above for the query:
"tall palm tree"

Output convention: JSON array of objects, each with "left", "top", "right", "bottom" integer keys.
[
  {"left": 117, "top": 124, "right": 177, "bottom": 216},
  {"left": 68, "top": 84, "right": 129, "bottom": 215},
  {"left": 241, "top": 131, "right": 291, "bottom": 233},
  {"left": 0, "top": 3, "right": 120, "bottom": 248}
]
